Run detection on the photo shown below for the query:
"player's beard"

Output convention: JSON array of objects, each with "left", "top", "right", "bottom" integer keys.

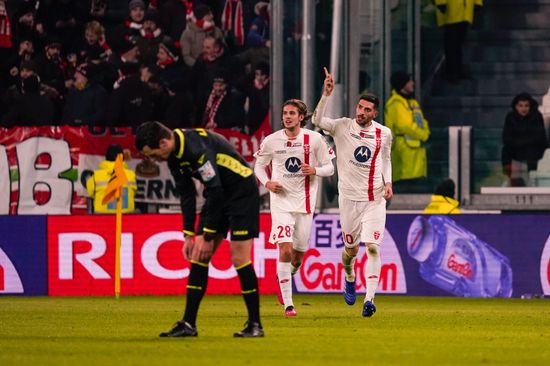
[{"left": 356, "top": 116, "right": 371, "bottom": 127}]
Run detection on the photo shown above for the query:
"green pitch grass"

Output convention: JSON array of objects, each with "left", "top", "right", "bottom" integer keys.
[{"left": 1, "top": 295, "right": 549, "bottom": 366}]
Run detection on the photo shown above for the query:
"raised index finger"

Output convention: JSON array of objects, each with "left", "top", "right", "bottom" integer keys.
[{"left": 324, "top": 67, "right": 330, "bottom": 77}]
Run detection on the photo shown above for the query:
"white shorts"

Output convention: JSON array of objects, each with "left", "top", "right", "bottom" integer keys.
[
  {"left": 269, "top": 211, "right": 314, "bottom": 252},
  {"left": 338, "top": 196, "right": 386, "bottom": 248}
]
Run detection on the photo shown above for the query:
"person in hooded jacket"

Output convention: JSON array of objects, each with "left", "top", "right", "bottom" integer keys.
[
  {"left": 502, "top": 92, "right": 549, "bottom": 186},
  {"left": 424, "top": 178, "right": 461, "bottom": 214},
  {"left": 384, "top": 71, "right": 430, "bottom": 186}
]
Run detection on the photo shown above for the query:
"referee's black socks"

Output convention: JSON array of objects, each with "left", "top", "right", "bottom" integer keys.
[
  {"left": 183, "top": 261, "right": 209, "bottom": 327},
  {"left": 236, "top": 261, "right": 261, "bottom": 325}
]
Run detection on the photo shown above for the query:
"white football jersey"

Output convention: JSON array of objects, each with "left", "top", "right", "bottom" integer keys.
[
  {"left": 317, "top": 116, "right": 392, "bottom": 201},
  {"left": 254, "top": 128, "right": 335, "bottom": 213}
]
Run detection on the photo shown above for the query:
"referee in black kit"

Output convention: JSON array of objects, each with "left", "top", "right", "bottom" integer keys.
[{"left": 135, "top": 121, "right": 263, "bottom": 338}]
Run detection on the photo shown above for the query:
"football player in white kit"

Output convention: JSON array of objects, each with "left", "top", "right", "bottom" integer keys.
[
  {"left": 313, "top": 68, "right": 393, "bottom": 317},
  {"left": 254, "top": 99, "right": 336, "bottom": 316}
]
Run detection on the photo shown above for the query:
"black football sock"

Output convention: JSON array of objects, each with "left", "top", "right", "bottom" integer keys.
[
  {"left": 182, "top": 261, "right": 209, "bottom": 327},
  {"left": 236, "top": 261, "right": 261, "bottom": 325}
]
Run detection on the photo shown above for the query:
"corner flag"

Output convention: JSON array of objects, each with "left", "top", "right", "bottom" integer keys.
[
  {"left": 102, "top": 153, "right": 128, "bottom": 205},
  {"left": 100, "top": 152, "right": 128, "bottom": 299}
]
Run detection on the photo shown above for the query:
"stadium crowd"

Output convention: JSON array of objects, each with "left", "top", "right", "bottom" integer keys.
[{"left": 0, "top": 0, "right": 270, "bottom": 134}]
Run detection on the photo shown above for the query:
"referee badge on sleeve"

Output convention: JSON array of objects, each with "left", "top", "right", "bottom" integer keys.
[{"left": 198, "top": 161, "right": 216, "bottom": 181}]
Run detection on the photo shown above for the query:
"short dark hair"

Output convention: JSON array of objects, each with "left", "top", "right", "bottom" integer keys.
[
  {"left": 105, "top": 144, "right": 123, "bottom": 161},
  {"left": 359, "top": 93, "right": 380, "bottom": 110},
  {"left": 282, "top": 99, "right": 311, "bottom": 127},
  {"left": 135, "top": 121, "right": 172, "bottom": 150}
]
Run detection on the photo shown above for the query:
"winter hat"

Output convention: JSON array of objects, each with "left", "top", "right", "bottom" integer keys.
[
  {"left": 212, "top": 69, "right": 229, "bottom": 84},
  {"left": 193, "top": 3, "right": 212, "bottom": 19},
  {"left": 159, "top": 40, "right": 180, "bottom": 60},
  {"left": 390, "top": 71, "right": 411, "bottom": 91},
  {"left": 106, "top": 144, "right": 124, "bottom": 161},
  {"left": 435, "top": 178, "right": 455, "bottom": 198},
  {"left": 129, "top": 0, "right": 146, "bottom": 11}
]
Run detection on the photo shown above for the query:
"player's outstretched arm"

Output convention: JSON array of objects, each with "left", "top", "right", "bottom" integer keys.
[
  {"left": 313, "top": 67, "right": 336, "bottom": 132},
  {"left": 322, "top": 67, "right": 334, "bottom": 97}
]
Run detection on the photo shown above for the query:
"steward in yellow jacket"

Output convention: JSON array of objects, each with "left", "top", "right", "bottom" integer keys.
[
  {"left": 435, "top": 0, "right": 483, "bottom": 82},
  {"left": 435, "top": 0, "right": 483, "bottom": 26},
  {"left": 86, "top": 145, "right": 137, "bottom": 213},
  {"left": 384, "top": 72, "right": 430, "bottom": 182},
  {"left": 424, "top": 195, "right": 461, "bottom": 214},
  {"left": 423, "top": 178, "right": 461, "bottom": 214}
]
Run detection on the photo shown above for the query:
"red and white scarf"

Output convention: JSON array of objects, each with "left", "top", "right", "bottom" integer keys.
[
  {"left": 0, "top": 1, "right": 12, "bottom": 48},
  {"left": 203, "top": 90, "right": 226, "bottom": 127},
  {"left": 140, "top": 27, "right": 162, "bottom": 39},
  {"left": 124, "top": 20, "right": 143, "bottom": 30},
  {"left": 221, "top": 0, "right": 244, "bottom": 46},
  {"left": 254, "top": 76, "right": 269, "bottom": 90}
]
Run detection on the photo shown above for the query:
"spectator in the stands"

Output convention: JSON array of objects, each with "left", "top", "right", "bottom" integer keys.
[
  {"left": 85, "top": 44, "right": 119, "bottom": 93},
  {"left": 62, "top": 62, "right": 108, "bottom": 128},
  {"left": 502, "top": 92, "right": 548, "bottom": 186},
  {"left": 246, "top": 0, "right": 270, "bottom": 63},
  {"left": 106, "top": 62, "right": 154, "bottom": 130},
  {"left": 120, "top": 0, "right": 146, "bottom": 41},
  {"left": 201, "top": 71, "right": 245, "bottom": 130},
  {"left": 232, "top": 1, "right": 270, "bottom": 78},
  {"left": 89, "top": 0, "right": 128, "bottom": 35},
  {"left": 1, "top": 60, "right": 59, "bottom": 115},
  {"left": 38, "top": 0, "right": 86, "bottom": 55},
  {"left": 152, "top": 0, "right": 190, "bottom": 41},
  {"left": 179, "top": 3, "right": 223, "bottom": 68},
  {"left": 34, "top": 36, "right": 68, "bottom": 96},
  {"left": 435, "top": 0, "right": 483, "bottom": 83},
  {"left": 136, "top": 9, "right": 164, "bottom": 65},
  {"left": 12, "top": 1, "right": 45, "bottom": 49},
  {"left": 2, "top": 36, "right": 35, "bottom": 89},
  {"left": 245, "top": 61, "right": 269, "bottom": 135},
  {"left": 192, "top": 35, "right": 232, "bottom": 113},
  {"left": 1, "top": 74, "right": 54, "bottom": 127},
  {"left": 78, "top": 20, "right": 111, "bottom": 64},
  {"left": 156, "top": 38, "right": 186, "bottom": 91},
  {"left": 107, "top": 35, "right": 140, "bottom": 73}
]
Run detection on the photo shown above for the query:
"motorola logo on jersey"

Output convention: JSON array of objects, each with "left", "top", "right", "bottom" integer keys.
[
  {"left": 354, "top": 146, "right": 371, "bottom": 162},
  {"left": 285, "top": 157, "right": 302, "bottom": 172}
]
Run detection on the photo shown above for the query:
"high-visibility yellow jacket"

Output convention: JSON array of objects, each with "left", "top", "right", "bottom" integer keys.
[
  {"left": 86, "top": 160, "right": 137, "bottom": 213},
  {"left": 384, "top": 90, "right": 430, "bottom": 182},
  {"left": 424, "top": 195, "right": 461, "bottom": 214},
  {"left": 435, "top": 0, "right": 483, "bottom": 26}
]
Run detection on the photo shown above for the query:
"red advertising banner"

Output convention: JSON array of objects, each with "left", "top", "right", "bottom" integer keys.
[{"left": 47, "top": 214, "right": 278, "bottom": 296}]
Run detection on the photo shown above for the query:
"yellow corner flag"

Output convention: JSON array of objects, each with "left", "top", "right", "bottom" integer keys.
[
  {"left": 102, "top": 153, "right": 129, "bottom": 205},
  {"left": 101, "top": 153, "right": 128, "bottom": 299}
]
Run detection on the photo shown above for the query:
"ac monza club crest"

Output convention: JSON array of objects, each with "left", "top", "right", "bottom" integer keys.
[{"left": 373, "top": 231, "right": 380, "bottom": 240}]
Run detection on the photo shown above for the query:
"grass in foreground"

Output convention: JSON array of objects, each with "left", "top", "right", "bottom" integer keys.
[{"left": 1, "top": 295, "right": 549, "bottom": 366}]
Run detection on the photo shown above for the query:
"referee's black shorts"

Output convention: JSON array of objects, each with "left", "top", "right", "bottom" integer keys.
[{"left": 198, "top": 177, "right": 260, "bottom": 241}]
